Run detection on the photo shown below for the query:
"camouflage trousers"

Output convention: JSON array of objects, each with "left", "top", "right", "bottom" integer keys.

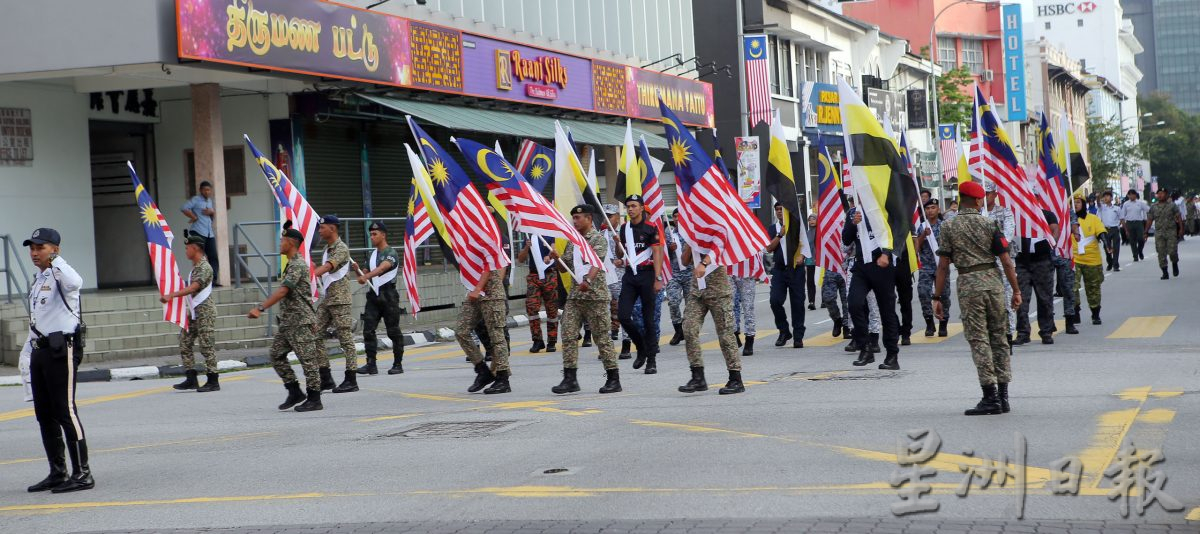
[
  {"left": 958, "top": 288, "right": 1012, "bottom": 386},
  {"left": 525, "top": 272, "right": 559, "bottom": 343},
  {"left": 179, "top": 307, "right": 217, "bottom": 373},
  {"left": 269, "top": 323, "right": 322, "bottom": 391},
  {"left": 1073, "top": 264, "right": 1103, "bottom": 310},
  {"left": 1052, "top": 254, "right": 1077, "bottom": 317},
  {"left": 608, "top": 281, "right": 624, "bottom": 340},
  {"left": 731, "top": 277, "right": 758, "bottom": 336},
  {"left": 998, "top": 260, "right": 1016, "bottom": 334},
  {"left": 846, "top": 271, "right": 881, "bottom": 334},
  {"left": 456, "top": 298, "right": 510, "bottom": 372},
  {"left": 683, "top": 289, "right": 741, "bottom": 371},
  {"left": 821, "top": 270, "right": 849, "bottom": 322},
  {"left": 560, "top": 298, "right": 617, "bottom": 370},
  {"left": 316, "top": 302, "right": 357, "bottom": 370},
  {"left": 665, "top": 266, "right": 693, "bottom": 324},
  {"left": 1155, "top": 232, "right": 1179, "bottom": 269},
  {"left": 917, "top": 269, "right": 952, "bottom": 319}
]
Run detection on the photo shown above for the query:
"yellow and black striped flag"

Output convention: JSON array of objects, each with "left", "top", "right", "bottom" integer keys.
[{"left": 763, "top": 109, "right": 811, "bottom": 267}]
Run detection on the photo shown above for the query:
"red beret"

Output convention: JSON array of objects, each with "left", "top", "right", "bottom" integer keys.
[{"left": 959, "top": 181, "right": 985, "bottom": 199}]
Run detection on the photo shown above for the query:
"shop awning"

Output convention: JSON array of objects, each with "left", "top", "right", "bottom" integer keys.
[{"left": 355, "top": 94, "right": 668, "bottom": 149}]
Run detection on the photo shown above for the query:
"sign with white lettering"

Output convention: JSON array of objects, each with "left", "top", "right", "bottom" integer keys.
[{"left": 1002, "top": 4, "right": 1027, "bottom": 122}]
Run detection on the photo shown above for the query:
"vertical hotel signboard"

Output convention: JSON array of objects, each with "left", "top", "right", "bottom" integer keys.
[{"left": 1001, "top": 3, "right": 1027, "bottom": 122}]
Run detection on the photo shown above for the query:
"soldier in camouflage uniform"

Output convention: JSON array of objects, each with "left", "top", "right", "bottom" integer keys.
[
  {"left": 664, "top": 212, "right": 692, "bottom": 346},
  {"left": 457, "top": 267, "right": 511, "bottom": 395},
  {"left": 549, "top": 205, "right": 622, "bottom": 394},
  {"left": 933, "top": 181, "right": 1021, "bottom": 416},
  {"left": 517, "top": 237, "right": 559, "bottom": 353},
  {"left": 163, "top": 234, "right": 219, "bottom": 392},
  {"left": 312, "top": 215, "right": 357, "bottom": 393},
  {"left": 248, "top": 228, "right": 324, "bottom": 412},
  {"left": 1149, "top": 188, "right": 1183, "bottom": 279},
  {"left": 916, "top": 200, "right": 951, "bottom": 337},
  {"left": 677, "top": 243, "right": 745, "bottom": 396},
  {"left": 984, "top": 182, "right": 1016, "bottom": 338}
]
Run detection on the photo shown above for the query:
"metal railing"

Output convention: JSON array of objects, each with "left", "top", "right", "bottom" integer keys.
[{"left": 1, "top": 234, "right": 31, "bottom": 313}]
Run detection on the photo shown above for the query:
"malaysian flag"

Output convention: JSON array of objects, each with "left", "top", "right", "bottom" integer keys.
[
  {"left": 1035, "top": 113, "right": 1071, "bottom": 257},
  {"left": 407, "top": 117, "right": 509, "bottom": 291},
  {"left": 403, "top": 145, "right": 438, "bottom": 314},
  {"left": 660, "top": 97, "right": 769, "bottom": 266},
  {"left": 454, "top": 137, "right": 604, "bottom": 280},
  {"left": 971, "top": 87, "right": 1051, "bottom": 240},
  {"left": 514, "top": 139, "right": 554, "bottom": 193},
  {"left": 744, "top": 34, "right": 771, "bottom": 129},
  {"left": 814, "top": 136, "right": 845, "bottom": 275},
  {"left": 938, "top": 124, "right": 959, "bottom": 185},
  {"left": 127, "top": 163, "right": 188, "bottom": 329},
  {"left": 245, "top": 135, "right": 321, "bottom": 300}
]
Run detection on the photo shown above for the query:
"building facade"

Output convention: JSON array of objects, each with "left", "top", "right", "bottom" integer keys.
[{"left": 1125, "top": 0, "right": 1200, "bottom": 115}]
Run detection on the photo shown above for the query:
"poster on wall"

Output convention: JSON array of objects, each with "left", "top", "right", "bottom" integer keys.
[
  {"left": 0, "top": 107, "right": 33, "bottom": 166},
  {"left": 734, "top": 136, "right": 761, "bottom": 209}
]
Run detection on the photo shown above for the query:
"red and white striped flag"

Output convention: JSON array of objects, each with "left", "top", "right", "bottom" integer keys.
[
  {"left": 815, "top": 142, "right": 845, "bottom": 275},
  {"left": 971, "top": 88, "right": 1051, "bottom": 240},
  {"left": 728, "top": 254, "right": 768, "bottom": 282},
  {"left": 245, "top": 135, "right": 321, "bottom": 300},
  {"left": 744, "top": 34, "right": 771, "bottom": 129},
  {"left": 127, "top": 162, "right": 188, "bottom": 329},
  {"left": 404, "top": 145, "right": 438, "bottom": 314},
  {"left": 937, "top": 124, "right": 959, "bottom": 185}
]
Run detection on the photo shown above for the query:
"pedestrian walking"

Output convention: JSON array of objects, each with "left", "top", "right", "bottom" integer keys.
[
  {"left": 1120, "top": 190, "right": 1149, "bottom": 261},
  {"left": 665, "top": 209, "right": 693, "bottom": 346},
  {"left": 984, "top": 181, "right": 1016, "bottom": 340},
  {"left": 1097, "top": 191, "right": 1122, "bottom": 271},
  {"left": 730, "top": 254, "right": 764, "bottom": 356},
  {"left": 603, "top": 205, "right": 630, "bottom": 359},
  {"left": 1149, "top": 188, "right": 1183, "bottom": 279},
  {"left": 1013, "top": 209, "right": 1059, "bottom": 345},
  {"left": 766, "top": 203, "right": 806, "bottom": 349},
  {"left": 1072, "top": 196, "right": 1108, "bottom": 325},
  {"left": 355, "top": 221, "right": 405, "bottom": 376},
  {"left": 162, "top": 234, "right": 219, "bottom": 392},
  {"left": 820, "top": 243, "right": 852, "bottom": 339},
  {"left": 916, "top": 200, "right": 951, "bottom": 338},
  {"left": 843, "top": 207, "right": 900, "bottom": 370}
]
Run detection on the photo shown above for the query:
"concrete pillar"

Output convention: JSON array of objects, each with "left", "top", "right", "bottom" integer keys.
[{"left": 191, "top": 83, "right": 231, "bottom": 286}]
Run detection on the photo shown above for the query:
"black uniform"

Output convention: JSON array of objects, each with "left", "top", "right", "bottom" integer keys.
[
  {"left": 360, "top": 244, "right": 405, "bottom": 374},
  {"left": 768, "top": 222, "right": 806, "bottom": 343},
  {"left": 618, "top": 217, "right": 661, "bottom": 359},
  {"left": 843, "top": 212, "right": 901, "bottom": 357},
  {"left": 894, "top": 249, "right": 914, "bottom": 340},
  {"left": 1015, "top": 210, "right": 1058, "bottom": 342}
]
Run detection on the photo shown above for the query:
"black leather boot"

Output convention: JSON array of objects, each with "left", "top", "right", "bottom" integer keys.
[
  {"left": 1065, "top": 315, "right": 1080, "bottom": 334},
  {"left": 644, "top": 354, "right": 657, "bottom": 374},
  {"left": 1172, "top": 261, "right": 1179, "bottom": 277},
  {"left": 1161, "top": 266, "right": 1170, "bottom": 280},
  {"left": 28, "top": 431, "right": 67, "bottom": 492},
  {"left": 844, "top": 338, "right": 862, "bottom": 352},
  {"left": 610, "top": 328, "right": 619, "bottom": 341},
  {"left": 529, "top": 339, "right": 546, "bottom": 353},
  {"left": 318, "top": 367, "right": 336, "bottom": 391},
  {"left": 965, "top": 385, "right": 1002, "bottom": 416},
  {"left": 546, "top": 334, "right": 557, "bottom": 353},
  {"left": 1091, "top": 306, "right": 1102, "bottom": 325},
  {"left": 618, "top": 340, "right": 632, "bottom": 360},
  {"left": 332, "top": 370, "right": 359, "bottom": 393},
  {"left": 484, "top": 370, "right": 511, "bottom": 394},
  {"left": 669, "top": 323, "right": 685, "bottom": 346},
  {"left": 774, "top": 331, "right": 792, "bottom": 347},
  {"left": 901, "top": 335, "right": 911, "bottom": 346},
  {"left": 742, "top": 335, "right": 755, "bottom": 356},
  {"left": 599, "top": 368, "right": 622, "bottom": 393},
  {"left": 938, "top": 319, "right": 949, "bottom": 337},
  {"left": 868, "top": 333, "right": 881, "bottom": 354},
  {"left": 843, "top": 325, "right": 852, "bottom": 339},
  {"left": 357, "top": 355, "right": 378, "bottom": 375},
  {"left": 633, "top": 348, "right": 647, "bottom": 369},
  {"left": 295, "top": 389, "right": 323, "bottom": 412},
  {"left": 551, "top": 368, "right": 580, "bottom": 394},
  {"left": 719, "top": 370, "right": 745, "bottom": 395},
  {"left": 924, "top": 315, "right": 935, "bottom": 337},
  {"left": 51, "top": 440, "right": 93, "bottom": 493},
  {"left": 997, "top": 382, "right": 1011, "bottom": 413},
  {"left": 581, "top": 329, "right": 592, "bottom": 347},
  {"left": 468, "top": 362, "right": 495, "bottom": 393},
  {"left": 388, "top": 358, "right": 404, "bottom": 375},
  {"left": 173, "top": 369, "right": 199, "bottom": 390},
  {"left": 278, "top": 381, "right": 306, "bottom": 410},
  {"left": 735, "top": 331, "right": 743, "bottom": 348},
  {"left": 852, "top": 349, "right": 875, "bottom": 366},
  {"left": 678, "top": 366, "right": 707, "bottom": 393},
  {"left": 878, "top": 352, "right": 899, "bottom": 370},
  {"left": 832, "top": 319, "right": 843, "bottom": 338},
  {"left": 196, "top": 372, "right": 220, "bottom": 392}
]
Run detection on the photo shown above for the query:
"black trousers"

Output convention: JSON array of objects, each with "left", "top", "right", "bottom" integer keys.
[
  {"left": 203, "top": 233, "right": 219, "bottom": 284},
  {"left": 849, "top": 263, "right": 900, "bottom": 353},
  {"left": 894, "top": 267, "right": 914, "bottom": 337},
  {"left": 619, "top": 268, "right": 658, "bottom": 355},
  {"left": 769, "top": 267, "right": 806, "bottom": 338},
  {"left": 1016, "top": 258, "right": 1055, "bottom": 338},
  {"left": 1105, "top": 226, "right": 1122, "bottom": 267},
  {"left": 805, "top": 265, "right": 818, "bottom": 305},
  {"left": 31, "top": 335, "right": 86, "bottom": 472},
  {"left": 1125, "top": 221, "right": 1146, "bottom": 260},
  {"left": 362, "top": 282, "right": 404, "bottom": 360}
]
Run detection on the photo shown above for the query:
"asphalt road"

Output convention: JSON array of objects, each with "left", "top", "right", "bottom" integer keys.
[{"left": 2, "top": 242, "right": 1198, "bottom": 533}]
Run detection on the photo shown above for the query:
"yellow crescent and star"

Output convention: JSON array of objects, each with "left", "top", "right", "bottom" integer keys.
[
  {"left": 748, "top": 38, "right": 764, "bottom": 59},
  {"left": 476, "top": 150, "right": 517, "bottom": 183},
  {"left": 419, "top": 139, "right": 452, "bottom": 187},
  {"left": 662, "top": 117, "right": 691, "bottom": 168},
  {"left": 139, "top": 203, "right": 162, "bottom": 227},
  {"left": 529, "top": 153, "right": 552, "bottom": 179},
  {"left": 818, "top": 153, "right": 835, "bottom": 185}
]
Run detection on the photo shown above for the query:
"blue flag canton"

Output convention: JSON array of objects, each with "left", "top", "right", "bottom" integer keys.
[
  {"left": 131, "top": 175, "right": 170, "bottom": 249},
  {"left": 245, "top": 138, "right": 293, "bottom": 210},
  {"left": 1038, "top": 115, "right": 1062, "bottom": 179},
  {"left": 523, "top": 144, "right": 555, "bottom": 193},
  {"left": 408, "top": 118, "right": 473, "bottom": 210},
  {"left": 455, "top": 137, "right": 526, "bottom": 194},
  {"left": 659, "top": 99, "right": 715, "bottom": 196},
  {"left": 939, "top": 124, "right": 957, "bottom": 141},
  {"left": 744, "top": 36, "right": 768, "bottom": 61},
  {"left": 975, "top": 89, "right": 1019, "bottom": 166},
  {"left": 817, "top": 147, "right": 838, "bottom": 195}
]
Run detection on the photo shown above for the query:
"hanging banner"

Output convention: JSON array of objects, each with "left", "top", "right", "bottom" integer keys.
[{"left": 734, "top": 136, "right": 762, "bottom": 209}]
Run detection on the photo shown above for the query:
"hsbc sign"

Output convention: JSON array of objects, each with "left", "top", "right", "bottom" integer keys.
[{"left": 1038, "top": 1, "right": 1098, "bottom": 16}]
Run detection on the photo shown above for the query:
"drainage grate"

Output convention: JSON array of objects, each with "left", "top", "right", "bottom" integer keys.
[
  {"left": 775, "top": 369, "right": 909, "bottom": 381},
  {"left": 379, "top": 421, "right": 520, "bottom": 439}
]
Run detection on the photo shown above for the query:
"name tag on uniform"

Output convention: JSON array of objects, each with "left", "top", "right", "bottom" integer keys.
[{"left": 40, "top": 285, "right": 50, "bottom": 292}]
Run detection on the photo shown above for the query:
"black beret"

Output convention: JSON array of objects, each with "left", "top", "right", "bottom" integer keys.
[
  {"left": 624, "top": 194, "right": 644, "bottom": 205},
  {"left": 369, "top": 221, "right": 387, "bottom": 233},
  {"left": 282, "top": 228, "right": 305, "bottom": 243},
  {"left": 570, "top": 204, "right": 596, "bottom": 216},
  {"left": 185, "top": 234, "right": 208, "bottom": 247}
]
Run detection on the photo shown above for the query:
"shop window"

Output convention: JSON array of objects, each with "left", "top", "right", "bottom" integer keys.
[
  {"left": 937, "top": 37, "right": 957, "bottom": 72},
  {"left": 185, "top": 146, "right": 247, "bottom": 198},
  {"left": 961, "top": 39, "right": 984, "bottom": 75}
]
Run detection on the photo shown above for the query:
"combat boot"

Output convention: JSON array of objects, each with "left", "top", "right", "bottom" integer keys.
[
  {"left": 1161, "top": 266, "right": 1170, "bottom": 280},
  {"left": 644, "top": 354, "right": 657, "bottom": 375},
  {"left": 318, "top": 367, "right": 336, "bottom": 391},
  {"left": 868, "top": 333, "right": 881, "bottom": 354},
  {"left": 735, "top": 331, "right": 743, "bottom": 348},
  {"left": 332, "top": 370, "right": 358, "bottom": 393},
  {"left": 546, "top": 334, "right": 557, "bottom": 353},
  {"left": 51, "top": 440, "right": 93, "bottom": 493},
  {"left": 924, "top": 315, "right": 935, "bottom": 337},
  {"left": 196, "top": 372, "right": 220, "bottom": 393},
  {"left": 832, "top": 319, "right": 844, "bottom": 338},
  {"left": 633, "top": 348, "right": 647, "bottom": 369},
  {"left": 878, "top": 353, "right": 899, "bottom": 370},
  {"left": 742, "top": 335, "right": 755, "bottom": 356},
  {"left": 484, "top": 370, "right": 511, "bottom": 394},
  {"left": 997, "top": 382, "right": 1011, "bottom": 413},
  {"left": 173, "top": 369, "right": 199, "bottom": 390},
  {"left": 964, "top": 385, "right": 1002, "bottom": 416},
  {"left": 938, "top": 319, "right": 949, "bottom": 337},
  {"left": 844, "top": 338, "right": 862, "bottom": 352},
  {"left": 387, "top": 358, "right": 404, "bottom": 375},
  {"left": 278, "top": 381, "right": 306, "bottom": 410},
  {"left": 529, "top": 339, "right": 546, "bottom": 353},
  {"left": 581, "top": 329, "right": 592, "bottom": 347},
  {"left": 901, "top": 335, "right": 911, "bottom": 346},
  {"left": 678, "top": 367, "right": 708, "bottom": 393},
  {"left": 774, "top": 331, "right": 792, "bottom": 347},
  {"left": 1012, "top": 334, "right": 1031, "bottom": 346},
  {"left": 468, "top": 362, "right": 495, "bottom": 393},
  {"left": 669, "top": 323, "right": 685, "bottom": 346},
  {"left": 1065, "top": 315, "right": 1079, "bottom": 334},
  {"left": 551, "top": 368, "right": 580, "bottom": 394},
  {"left": 1172, "top": 260, "right": 1180, "bottom": 277},
  {"left": 356, "top": 355, "right": 379, "bottom": 375},
  {"left": 599, "top": 368, "right": 622, "bottom": 393},
  {"left": 1091, "top": 307, "right": 1102, "bottom": 325},
  {"left": 610, "top": 328, "right": 619, "bottom": 341},
  {"left": 852, "top": 349, "right": 875, "bottom": 366},
  {"left": 618, "top": 340, "right": 632, "bottom": 360},
  {"left": 28, "top": 431, "right": 67, "bottom": 492},
  {"left": 719, "top": 370, "right": 745, "bottom": 395},
  {"left": 294, "top": 389, "right": 323, "bottom": 412},
  {"left": 843, "top": 325, "right": 852, "bottom": 339}
]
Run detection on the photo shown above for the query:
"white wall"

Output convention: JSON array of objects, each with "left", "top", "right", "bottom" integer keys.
[
  {"left": 154, "top": 91, "right": 283, "bottom": 279},
  {"left": 0, "top": 82, "right": 98, "bottom": 289}
]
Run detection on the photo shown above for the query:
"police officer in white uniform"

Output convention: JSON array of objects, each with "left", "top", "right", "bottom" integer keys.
[{"left": 23, "top": 228, "right": 94, "bottom": 493}]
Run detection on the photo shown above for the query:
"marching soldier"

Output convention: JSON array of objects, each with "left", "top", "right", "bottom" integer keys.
[
  {"left": 1073, "top": 195, "right": 1108, "bottom": 324},
  {"left": 664, "top": 209, "right": 693, "bottom": 346},
  {"left": 312, "top": 215, "right": 358, "bottom": 393},
  {"left": 23, "top": 228, "right": 94, "bottom": 493},
  {"left": 933, "top": 182, "right": 1022, "bottom": 416},
  {"left": 1149, "top": 188, "right": 1183, "bottom": 280},
  {"left": 456, "top": 266, "right": 511, "bottom": 394},
  {"left": 548, "top": 205, "right": 622, "bottom": 394},
  {"left": 355, "top": 221, "right": 405, "bottom": 376},
  {"left": 843, "top": 207, "right": 900, "bottom": 369},
  {"left": 615, "top": 194, "right": 665, "bottom": 374},
  {"left": 249, "top": 228, "right": 324, "bottom": 412},
  {"left": 162, "top": 234, "right": 219, "bottom": 392},
  {"left": 517, "top": 232, "right": 559, "bottom": 354},
  {"left": 677, "top": 243, "right": 745, "bottom": 395},
  {"left": 916, "top": 200, "right": 951, "bottom": 338},
  {"left": 766, "top": 203, "right": 806, "bottom": 348}
]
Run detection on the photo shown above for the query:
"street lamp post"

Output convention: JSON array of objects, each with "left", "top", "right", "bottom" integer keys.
[{"left": 928, "top": 0, "right": 990, "bottom": 204}]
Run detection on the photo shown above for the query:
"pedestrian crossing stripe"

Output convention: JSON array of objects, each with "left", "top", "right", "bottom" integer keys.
[{"left": 1107, "top": 316, "right": 1176, "bottom": 339}]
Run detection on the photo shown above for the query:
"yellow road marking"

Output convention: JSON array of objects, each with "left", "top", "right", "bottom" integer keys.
[
  {"left": 0, "top": 375, "right": 249, "bottom": 423},
  {"left": 905, "top": 323, "right": 965, "bottom": 344},
  {"left": 1136, "top": 408, "right": 1175, "bottom": 424},
  {"left": 354, "top": 413, "right": 425, "bottom": 423},
  {"left": 0, "top": 431, "right": 275, "bottom": 466},
  {"left": 1187, "top": 507, "right": 1200, "bottom": 521},
  {"left": 1107, "top": 316, "right": 1176, "bottom": 339},
  {"left": 1072, "top": 386, "right": 1178, "bottom": 489},
  {"left": 802, "top": 332, "right": 850, "bottom": 347},
  {"left": 0, "top": 492, "right": 344, "bottom": 513}
]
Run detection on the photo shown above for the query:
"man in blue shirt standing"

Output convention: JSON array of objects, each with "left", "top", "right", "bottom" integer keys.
[{"left": 181, "top": 181, "right": 219, "bottom": 286}]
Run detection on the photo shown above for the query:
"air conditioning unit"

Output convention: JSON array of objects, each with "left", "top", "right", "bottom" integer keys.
[{"left": 982, "top": 69, "right": 995, "bottom": 82}]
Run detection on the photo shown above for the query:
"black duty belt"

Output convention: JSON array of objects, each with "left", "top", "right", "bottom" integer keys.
[
  {"left": 957, "top": 263, "right": 998, "bottom": 275},
  {"left": 33, "top": 333, "right": 76, "bottom": 349}
]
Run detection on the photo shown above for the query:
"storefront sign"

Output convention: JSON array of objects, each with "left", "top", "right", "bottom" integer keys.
[
  {"left": 734, "top": 136, "right": 761, "bottom": 209},
  {"left": 866, "top": 88, "right": 907, "bottom": 132},
  {"left": 801, "top": 82, "right": 842, "bottom": 134},
  {"left": 0, "top": 107, "right": 33, "bottom": 166},
  {"left": 1036, "top": 1, "right": 1097, "bottom": 17},
  {"left": 906, "top": 89, "right": 928, "bottom": 130},
  {"left": 177, "top": 0, "right": 714, "bottom": 127},
  {"left": 1001, "top": 4, "right": 1027, "bottom": 122}
]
